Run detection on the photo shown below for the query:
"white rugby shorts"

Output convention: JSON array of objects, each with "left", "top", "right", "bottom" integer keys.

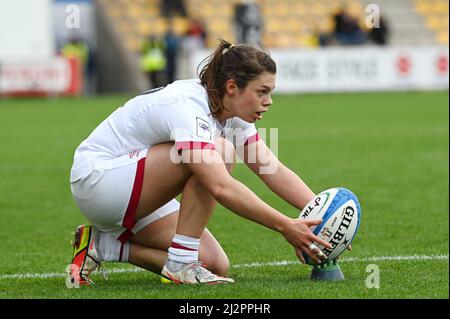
[{"left": 70, "top": 147, "right": 180, "bottom": 243}]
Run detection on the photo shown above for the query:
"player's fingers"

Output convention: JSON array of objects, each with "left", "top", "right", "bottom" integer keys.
[
  {"left": 305, "top": 243, "right": 324, "bottom": 263},
  {"left": 347, "top": 244, "right": 352, "bottom": 251},
  {"left": 303, "top": 219, "right": 323, "bottom": 227},
  {"left": 304, "top": 250, "right": 321, "bottom": 264},
  {"left": 295, "top": 248, "right": 306, "bottom": 264},
  {"left": 308, "top": 252, "right": 322, "bottom": 264},
  {"left": 312, "top": 236, "right": 333, "bottom": 250},
  {"left": 311, "top": 244, "right": 328, "bottom": 261}
]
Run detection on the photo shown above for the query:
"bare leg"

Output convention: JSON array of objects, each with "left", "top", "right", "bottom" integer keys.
[
  {"left": 127, "top": 138, "right": 235, "bottom": 276},
  {"left": 128, "top": 243, "right": 167, "bottom": 274},
  {"left": 176, "top": 137, "right": 236, "bottom": 238},
  {"left": 129, "top": 212, "right": 230, "bottom": 276},
  {"left": 134, "top": 143, "right": 192, "bottom": 221}
]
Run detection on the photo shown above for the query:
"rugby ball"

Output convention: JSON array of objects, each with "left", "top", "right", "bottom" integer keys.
[{"left": 298, "top": 187, "right": 361, "bottom": 265}]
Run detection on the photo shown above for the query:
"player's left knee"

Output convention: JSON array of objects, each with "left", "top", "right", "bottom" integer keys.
[
  {"left": 209, "top": 252, "right": 230, "bottom": 277},
  {"left": 202, "top": 248, "right": 230, "bottom": 277}
]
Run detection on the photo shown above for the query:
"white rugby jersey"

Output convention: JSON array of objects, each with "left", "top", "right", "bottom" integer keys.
[{"left": 70, "top": 79, "right": 259, "bottom": 182}]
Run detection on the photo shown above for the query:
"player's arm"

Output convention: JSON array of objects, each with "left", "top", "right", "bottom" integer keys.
[
  {"left": 182, "top": 148, "right": 331, "bottom": 263},
  {"left": 242, "top": 139, "right": 315, "bottom": 211}
]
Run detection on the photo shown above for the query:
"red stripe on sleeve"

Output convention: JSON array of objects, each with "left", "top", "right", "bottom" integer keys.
[{"left": 244, "top": 133, "right": 260, "bottom": 146}]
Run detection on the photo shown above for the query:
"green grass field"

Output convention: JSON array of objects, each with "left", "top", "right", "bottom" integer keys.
[{"left": 0, "top": 91, "right": 448, "bottom": 299}]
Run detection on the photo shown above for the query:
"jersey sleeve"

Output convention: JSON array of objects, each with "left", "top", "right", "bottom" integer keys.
[
  {"left": 225, "top": 117, "right": 260, "bottom": 148},
  {"left": 161, "top": 103, "right": 215, "bottom": 152}
]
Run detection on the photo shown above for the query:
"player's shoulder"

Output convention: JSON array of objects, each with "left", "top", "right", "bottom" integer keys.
[
  {"left": 126, "top": 79, "right": 207, "bottom": 116},
  {"left": 137, "top": 79, "right": 204, "bottom": 101},
  {"left": 165, "top": 79, "right": 206, "bottom": 100},
  {"left": 164, "top": 80, "right": 210, "bottom": 114}
]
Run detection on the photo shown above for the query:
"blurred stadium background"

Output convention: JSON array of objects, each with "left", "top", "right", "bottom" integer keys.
[
  {"left": 0, "top": 0, "right": 448, "bottom": 95},
  {"left": 0, "top": 0, "right": 448, "bottom": 299}
]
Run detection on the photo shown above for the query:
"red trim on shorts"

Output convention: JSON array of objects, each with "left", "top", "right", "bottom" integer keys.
[
  {"left": 175, "top": 141, "right": 215, "bottom": 152},
  {"left": 118, "top": 157, "right": 146, "bottom": 244},
  {"left": 244, "top": 133, "right": 260, "bottom": 146},
  {"left": 171, "top": 242, "right": 197, "bottom": 251},
  {"left": 118, "top": 229, "right": 134, "bottom": 244}
]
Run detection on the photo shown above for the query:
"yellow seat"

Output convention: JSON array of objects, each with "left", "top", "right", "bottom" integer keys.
[
  {"left": 125, "top": 36, "right": 141, "bottom": 52},
  {"left": 127, "top": 4, "right": 141, "bottom": 17},
  {"left": 265, "top": 17, "right": 284, "bottom": 32},
  {"left": 153, "top": 17, "right": 168, "bottom": 35},
  {"left": 310, "top": 3, "right": 328, "bottom": 16},
  {"left": 107, "top": 5, "right": 121, "bottom": 18},
  {"left": 284, "top": 19, "right": 302, "bottom": 33},
  {"left": 212, "top": 3, "right": 233, "bottom": 17},
  {"left": 277, "top": 34, "right": 294, "bottom": 48},
  {"left": 137, "top": 20, "right": 152, "bottom": 36},
  {"left": 426, "top": 16, "right": 449, "bottom": 30},
  {"left": 415, "top": 0, "right": 433, "bottom": 13},
  {"left": 171, "top": 17, "right": 189, "bottom": 35},
  {"left": 315, "top": 17, "right": 334, "bottom": 33},
  {"left": 208, "top": 19, "right": 229, "bottom": 34},
  {"left": 144, "top": 5, "right": 159, "bottom": 17},
  {"left": 436, "top": 30, "right": 449, "bottom": 44},
  {"left": 197, "top": 2, "right": 216, "bottom": 18},
  {"left": 116, "top": 19, "right": 131, "bottom": 34}
]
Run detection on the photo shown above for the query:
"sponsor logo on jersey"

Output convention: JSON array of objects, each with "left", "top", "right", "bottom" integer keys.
[{"left": 196, "top": 117, "right": 212, "bottom": 140}]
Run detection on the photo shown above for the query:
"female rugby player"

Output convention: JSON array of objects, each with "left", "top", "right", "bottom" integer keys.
[{"left": 68, "top": 39, "right": 331, "bottom": 285}]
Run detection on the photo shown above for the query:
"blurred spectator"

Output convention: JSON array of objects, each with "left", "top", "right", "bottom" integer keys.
[
  {"left": 234, "top": 3, "right": 262, "bottom": 46},
  {"left": 61, "top": 37, "right": 96, "bottom": 94},
  {"left": 304, "top": 25, "right": 321, "bottom": 48},
  {"left": 332, "top": 5, "right": 367, "bottom": 45},
  {"left": 61, "top": 37, "right": 88, "bottom": 66},
  {"left": 160, "top": 0, "right": 187, "bottom": 17},
  {"left": 183, "top": 17, "right": 208, "bottom": 49},
  {"left": 164, "top": 20, "right": 180, "bottom": 84},
  {"left": 368, "top": 16, "right": 389, "bottom": 45},
  {"left": 318, "top": 32, "right": 338, "bottom": 46},
  {"left": 140, "top": 35, "right": 167, "bottom": 88}
]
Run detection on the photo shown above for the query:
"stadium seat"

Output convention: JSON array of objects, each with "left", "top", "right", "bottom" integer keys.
[
  {"left": 101, "top": 0, "right": 446, "bottom": 50},
  {"left": 106, "top": 5, "right": 121, "bottom": 18},
  {"left": 125, "top": 36, "right": 142, "bottom": 52},
  {"left": 414, "top": 0, "right": 449, "bottom": 44},
  {"left": 436, "top": 30, "right": 449, "bottom": 44},
  {"left": 426, "top": 16, "right": 449, "bottom": 30},
  {"left": 171, "top": 17, "right": 189, "bottom": 36}
]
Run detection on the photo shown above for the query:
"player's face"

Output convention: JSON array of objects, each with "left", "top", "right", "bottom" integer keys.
[{"left": 228, "top": 72, "right": 276, "bottom": 123}]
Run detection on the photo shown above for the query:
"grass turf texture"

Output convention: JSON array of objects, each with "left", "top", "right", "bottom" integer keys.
[{"left": 0, "top": 91, "right": 448, "bottom": 299}]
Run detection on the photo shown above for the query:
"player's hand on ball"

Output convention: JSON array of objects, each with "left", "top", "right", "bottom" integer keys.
[{"left": 282, "top": 218, "right": 332, "bottom": 264}]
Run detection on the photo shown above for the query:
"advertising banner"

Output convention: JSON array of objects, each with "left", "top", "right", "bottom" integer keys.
[
  {"left": 0, "top": 56, "right": 81, "bottom": 96},
  {"left": 191, "top": 46, "right": 449, "bottom": 93}
]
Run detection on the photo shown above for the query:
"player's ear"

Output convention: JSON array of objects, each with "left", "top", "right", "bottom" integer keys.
[{"left": 225, "top": 79, "right": 238, "bottom": 96}]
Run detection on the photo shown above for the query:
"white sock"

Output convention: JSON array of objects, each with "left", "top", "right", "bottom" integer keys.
[
  {"left": 97, "top": 231, "right": 130, "bottom": 262},
  {"left": 167, "top": 234, "right": 200, "bottom": 265}
]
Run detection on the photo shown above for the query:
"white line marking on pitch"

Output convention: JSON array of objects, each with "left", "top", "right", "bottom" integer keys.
[
  {"left": 233, "top": 254, "right": 449, "bottom": 268},
  {"left": 0, "top": 254, "right": 447, "bottom": 280}
]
